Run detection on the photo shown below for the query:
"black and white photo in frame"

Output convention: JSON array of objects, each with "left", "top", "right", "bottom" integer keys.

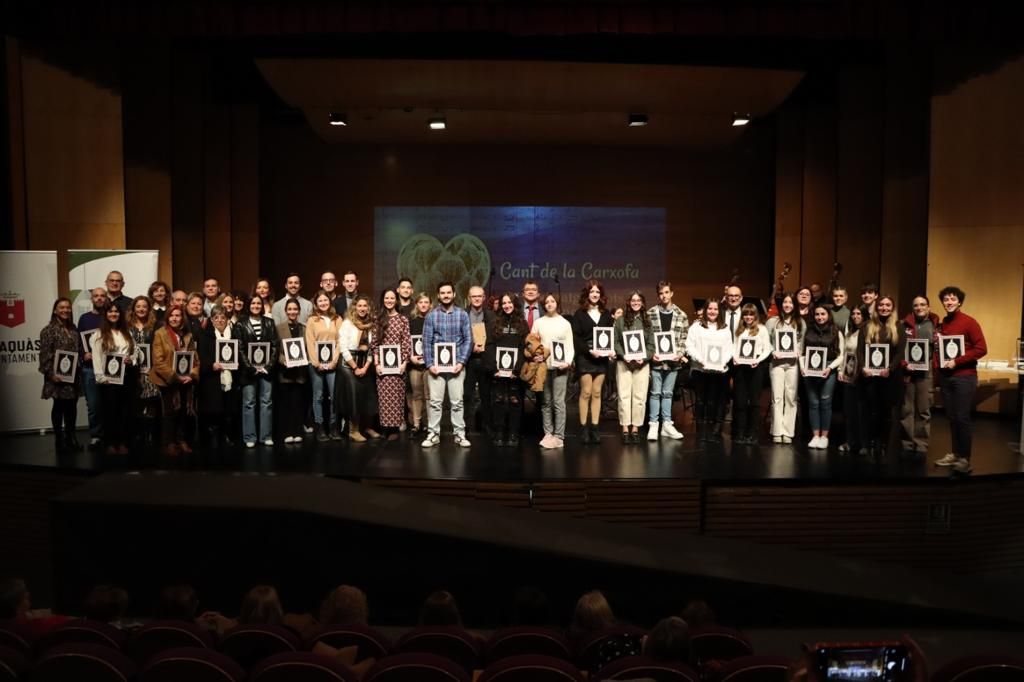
[
  {"left": 248, "top": 341, "right": 271, "bottom": 369},
  {"left": 774, "top": 328, "right": 798, "bottom": 359},
  {"left": 803, "top": 347, "right": 828, "bottom": 378},
  {"left": 495, "top": 346, "right": 519, "bottom": 377},
  {"left": 842, "top": 352, "right": 858, "bottom": 380},
  {"left": 53, "top": 349, "right": 78, "bottom": 383},
  {"left": 378, "top": 344, "right": 402, "bottom": 375},
  {"left": 734, "top": 336, "right": 758, "bottom": 365},
  {"left": 906, "top": 338, "right": 929, "bottom": 372},
  {"left": 316, "top": 340, "right": 336, "bottom": 366},
  {"left": 137, "top": 343, "right": 151, "bottom": 372},
  {"left": 216, "top": 338, "right": 239, "bottom": 370},
  {"left": 622, "top": 330, "right": 646, "bottom": 361},
  {"left": 411, "top": 335, "right": 424, "bottom": 358},
  {"left": 938, "top": 334, "right": 965, "bottom": 366},
  {"left": 592, "top": 326, "right": 614, "bottom": 356},
  {"left": 103, "top": 352, "right": 128, "bottom": 385},
  {"left": 703, "top": 341, "right": 728, "bottom": 371},
  {"left": 174, "top": 350, "right": 195, "bottom": 378},
  {"left": 434, "top": 342, "right": 457, "bottom": 372},
  {"left": 654, "top": 331, "right": 676, "bottom": 359},
  {"left": 551, "top": 340, "right": 567, "bottom": 365},
  {"left": 80, "top": 330, "right": 98, "bottom": 355},
  {"left": 864, "top": 343, "right": 890, "bottom": 376},
  {"left": 282, "top": 337, "right": 308, "bottom": 368}
]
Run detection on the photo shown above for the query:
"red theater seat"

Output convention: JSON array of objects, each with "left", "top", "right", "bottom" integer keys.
[
  {"left": 251, "top": 651, "right": 360, "bottom": 682},
  {"left": 690, "top": 626, "right": 754, "bottom": 668},
  {"left": 713, "top": 655, "right": 792, "bottom": 682},
  {"left": 128, "top": 620, "right": 217, "bottom": 664},
  {"left": 0, "top": 644, "right": 30, "bottom": 682},
  {"left": 309, "top": 624, "right": 392, "bottom": 661},
  {"left": 33, "top": 642, "right": 137, "bottom": 682},
  {"left": 219, "top": 624, "right": 300, "bottom": 669},
  {"left": 931, "top": 654, "right": 1024, "bottom": 682},
  {"left": 485, "top": 627, "right": 572, "bottom": 663},
  {"left": 365, "top": 652, "right": 471, "bottom": 682},
  {"left": 140, "top": 647, "right": 244, "bottom": 682},
  {"left": 395, "top": 626, "right": 481, "bottom": 673},
  {"left": 478, "top": 654, "right": 584, "bottom": 682},
  {"left": 37, "top": 618, "right": 127, "bottom": 653}
]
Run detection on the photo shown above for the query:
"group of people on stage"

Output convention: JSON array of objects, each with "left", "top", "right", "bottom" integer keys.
[{"left": 38, "top": 268, "right": 986, "bottom": 472}]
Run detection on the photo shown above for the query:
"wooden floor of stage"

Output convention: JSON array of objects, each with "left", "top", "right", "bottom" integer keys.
[{"left": 1, "top": 412, "right": 1021, "bottom": 482}]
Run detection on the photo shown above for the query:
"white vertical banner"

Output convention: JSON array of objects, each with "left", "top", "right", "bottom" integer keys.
[
  {"left": 0, "top": 251, "right": 59, "bottom": 432},
  {"left": 67, "top": 250, "right": 159, "bottom": 319}
]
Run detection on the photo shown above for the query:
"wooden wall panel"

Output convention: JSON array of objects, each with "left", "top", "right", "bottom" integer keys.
[
  {"left": 774, "top": 106, "right": 804, "bottom": 288},
  {"left": 230, "top": 102, "right": 260, "bottom": 292},
  {"left": 799, "top": 103, "right": 837, "bottom": 290},
  {"left": 169, "top": 47, "right": 207, "bottom": 290},
  {"left": 4, "top": 37, "right": 28, "bottom": 249}
]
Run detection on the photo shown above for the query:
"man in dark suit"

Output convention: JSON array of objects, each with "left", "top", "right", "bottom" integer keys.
[
  {"left": 334, "top": 270, "right": 359, "bottom": 317},
  {"left": 465, "top": 285, "right": 496, "bottom": 433}
]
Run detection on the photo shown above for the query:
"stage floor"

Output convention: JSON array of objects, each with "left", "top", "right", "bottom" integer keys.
[{"left": 1, "top": 414, "right": 1020, "bottom": 482}]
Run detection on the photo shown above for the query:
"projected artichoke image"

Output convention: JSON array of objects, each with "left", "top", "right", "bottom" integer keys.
[{"left": 397, "top": 233, "right": 491, "bottom": 303}]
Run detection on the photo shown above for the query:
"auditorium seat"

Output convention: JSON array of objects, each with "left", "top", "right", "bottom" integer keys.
[
  {"left": 690, "top": 626, "right": 754, "bottom": 667},
  {"left": 310, "top": 623, "right": 392, "bottom": 661},
  {"left": 713, "top": 655, "right": 792, "bottom": 682},
  {"left": 128, "top": 620, "right": 217, "bottom": 664},
  {"left": 594, "top": 655, "right": 700, "bottom": 681},
  {"left": 478, "top": 654, "right": 584, "bottom": 681},
  {"left": 484, "top": 626, "right": 572, "bottom": 663},
  {"left": 931, "top": 654, "right": 1024, "bottom": 682},
  {"left": 33, "top": 642, "right": 137, "bottom": 682},
  {"left": 576, "top": 624, "right": 647, "bottom": 674},
  {"left": 250, "top": 651, "right": 360, "bottom": 682},
  {"left": 364, "top": 653, "right": 471, "bottom": 682},
  {"left": 0, "top": 621, "right": 33, "bottom": 657},
  {"left": 37, "top": 618, "right": 127, "bottom": 653},
  {"left": 0, "top": 644, "right": 30, "bottom": 681},
  {"left": 394, "top": 625, "right": 481, "bottom": 673},
  {"left": 218, "top": 623, "right": 300, "bottom": 669},
  {"left": 140, "top": 647, "right": 244, "bottom": 682}
]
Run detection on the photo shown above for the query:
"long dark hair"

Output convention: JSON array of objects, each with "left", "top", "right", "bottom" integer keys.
[
  {"left": 375, "top": 288, "right": 399, "bottom": 340},
  {"left": 49, "top": 297, "right": 76, "bottom": 331},
  {"left": 492, "top": 292, "right": 528, "bottom": 336},
  {"left": 98, "top": 302, "right": 135, "bottom": 354},
  {"left": 623, "top": 290, "right": 650, "bottom": 328},
  {"left": 577, "top": 279, "right": 607, "bottom": 312}
]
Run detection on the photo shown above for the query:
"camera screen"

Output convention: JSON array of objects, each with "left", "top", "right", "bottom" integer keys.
[{"left": 818, "top": 646, "right": 908, "bottom": 682}]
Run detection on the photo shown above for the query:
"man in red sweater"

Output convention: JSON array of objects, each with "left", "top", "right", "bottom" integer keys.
[{"left": 932, "top": 286, "right": 987, "bottom": 474}]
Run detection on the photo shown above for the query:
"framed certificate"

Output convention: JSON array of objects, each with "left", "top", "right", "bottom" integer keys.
[
  {"left": 434, "top": 342, "right": 457, "bottom": 372},
  {"left": 102, "top": 353, "right": 128, "bottom": 385},
  {"left": 654, "top": 331, "right": 676, "bottom": 359},
  {"left": 592, "top": 327, "right": 614, "bottom": 356},
  {"left": 316, "top": 340, "right": 336, "bottom": 366},
  {"left": 938, "top": 334, "right": 965, "bottom": 366},
  {"left": 53, "top": 349, "right": 78, "bottom": 383},
  {"left": 216, "top": 338, "right": 239, "bottom": 370},
  {"left": 703, "top": 341, "right": 728, "bottom": 371},
  {"left": 803, "top": 347, "right": 828, "bottom": 378},
  {"left": 174, "top": 350, "right": 195, "bottom": 378},
  {"left": 411, "top": 335, "right": 424, "bottom": 358},
  {"left": 906, "top": 338, "right": 929, "bottom": 372},
  {"left": 864, "top": 343, "right": 890, "bottom": 376},
  {"left": 282, "top": 337, "right": 308, "bottom": 368},
  {"left": 622, "top": 330, "right": 646, "bottom": 361},
  {"left": 495, "top": 346, "right": 519, "bottom": 378},
  {"left": 248, "top": 341, "right": 271, "bottom": 369},
  {"left": 80, "top": 329, "right": 98, "bottom": 355},
  {"left": 378, "top": 344, "right": 402, "bottom": 374},
  {"left": 734, "top": 336, "right": 758, "bottom": 366},
  {"left": 551, "top": 339, "right": 568, "bottom": 365},
  {"left": 774, "top": 328, "right": 798, "bottom": 359},
  {"left": 137, "top": 343, "right": 151, "bottom": 372},
  {"left": 842, "top": 351, "right": 858, "bottom": 380}
]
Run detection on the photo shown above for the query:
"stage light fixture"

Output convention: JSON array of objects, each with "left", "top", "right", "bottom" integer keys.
[
  {"left": 328, "top": 112, "right": 347, "bottom": 127},
  {"left": 628, "top": 113, "right": 649, "bottom": 127},
  {"left": 428, "top": 116, "right": 447, "bottom": 130},
  {"left": 732, "top": 113, "right": 751, "bottom": 127}
]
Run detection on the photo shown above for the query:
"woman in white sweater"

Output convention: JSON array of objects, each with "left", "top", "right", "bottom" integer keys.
[
  {"left": 766, "top": 294, "right": 805, "bottom": 444},
  {"left": 685, "top": 299, "right": 734, "bottom": 443},
  {"left": 532, "top": 293, "right": 574, "bottom": 448},
  {"left": 732, "top": 304, "right": 772, "bottom": 445},
  {"left": 91, "top": 302, "right": 136, "bottom": 454}
]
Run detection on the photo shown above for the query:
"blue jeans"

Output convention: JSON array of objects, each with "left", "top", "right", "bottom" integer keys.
[
  {"left": 308, "top": 368, "right": 337, "bottom": 425},
  {"left": 648, "top": 368, "right": 678, "bottom": 423},
  {"left": 242, "top": 375, "right": 274, "bottom": 442},
  {"left": 81, "top": 366, "right": 101, "bottom": 438},
  {"left": 805, "top": 373, "right": 837, "bottom": 432}
]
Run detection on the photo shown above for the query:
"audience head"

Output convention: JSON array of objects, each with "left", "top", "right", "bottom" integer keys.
[
  {"left": 644, "top": 616, "right": 691, "bottom": 663},
  {"left": 83, "top": 584, "right": 130, "bottom": 623},
  {"left": 0, "top": 577, "right": 30, "bottom": 619},
  {"left": 155, "top": 584, "right": 199, "bottom": 622},
  {"left": 510, "top": 585, "right": 551, "bottom": 627},
  {"left": 680, "top": 599, "right": 716, "bottom": 629},
  {"left": 571, "top": 590, "right": 615, "bottom": 635},
  {"left": 239, "top": 585, "right": 283, "bottom": 626},
  {"left": 320, "top": 585, "right": 369, "bottom": 626},
  {"left": 419, "top": 589, "right": 462, "bottom": 627}
]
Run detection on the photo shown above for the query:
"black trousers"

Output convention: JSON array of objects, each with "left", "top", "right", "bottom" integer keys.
[
  {"left": 843, "top": 383, "right": 867, "bottom": 450},
  {"left": 860, "top": 375, "right": 898, "bottom": 448},
  {"left": 278, "top": 382, "right": 307, "bottom": 438},
  {"left": 732, "top": 364, "right": 765, "bottom": 438},
  {"left": 51, "top": 398, "right": 77, "bottom": 434},
  {"left": 465, "top": 354, "right": 491, "bottom": 429},
  {"left": 940, "top": 374, "right": 977, "bottom": 458},
  {"left": 692, "top": 370, "right": 729, "bottom": 423},
  {"left": 491, "top": 377, "right": 523, "bottom": 435},
  {"left": 100, "top": 384, "right": 131, "bottom": 447}
]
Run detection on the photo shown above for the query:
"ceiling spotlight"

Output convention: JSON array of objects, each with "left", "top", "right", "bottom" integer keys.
[
  {"left": 428, "top": 116, "right": 447, "bottom": 130},
  {"left": 628, "top": 113, "right": 649, "bottom": 127},
  {"left": 328, "top": 112, "right": 347, "bottom": 127},
  {"left": 732, "top": 114, "right": 751, "bottom": 127}
]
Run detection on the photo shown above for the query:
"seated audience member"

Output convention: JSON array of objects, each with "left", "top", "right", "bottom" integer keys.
[
  {"left": 644, "top": 616, "right": 691, "bottom": 664},
  {"left": 680, "top": 600, "right": 716, "bottom": 629},
  {"left": 319, "top": 585, "right": 369, "bottom": 626},
  {"left": 154, "top": 584, "right": 200, "bottom": 622},
  {"left": 239, "top": 585, "right": 284, "bottom": 626},
  {"left": 418, "top": 590, "right": 463, "bottom": 627},
  {"left": 83, "top": 584, "right": 134, "bottom": 629},
  {"left": 0, "top": 577, "right": 70, "bottom": 636},
  {"left": 509, "top": 585, "right": 552, "bottom": 627},
  {"left": 569, "top": 589, "right": 616, "bottom": 648}
]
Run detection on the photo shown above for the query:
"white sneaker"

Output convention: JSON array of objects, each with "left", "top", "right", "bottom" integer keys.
[
  {"left": 647, "top": 423, "right": 660, "bottom": 441},
  {"left": 263, "top": 439, "right": 274, "bottom": 446},
  {"left": 421, "top": 433, "right": 440, "bottom": 448},
  {"left": 952, "top": 457, "right": 973, "bottom": 474},
  {"left": 807, "top": 436, "right": 821, "bottom": 449},
  {"left": 283, "top": 436, "right": 295, "bottom": 444},
  {"left": 773, "top": 435, "right": 783, "bottom": 444},
  {"left": 554, "top": 437, "right": 564, "bottom": 448},
  {"left": 934, "top": 452, "right": 958, "bottom": 467},
  {"left": 540, "top": 434, "right": 556, "bottom": 449},
  {"left": 303, "top": 425, "right": 314, "bottom": 433},
  {"left": 819, "top": 436, "right": 829, "bottom": 449},
  {"left": 456, "top": 435, "right": 471, "bottom": 447},
  {"left": 661, "top": 422, "right": 684, "bottom": 440},
  {"left": 292, "top": 435, "right": 303, "bottom": 443},
  {"left": 245, "top": 442, "right": 256, "bottom": 449}
]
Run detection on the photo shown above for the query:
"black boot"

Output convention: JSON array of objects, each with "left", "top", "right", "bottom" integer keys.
[
  {"left": 53, "top": 431, "right": 68, "bottom": 454},
  {"left": 64, "top": 428, "right": 83, "bottom": 452}
]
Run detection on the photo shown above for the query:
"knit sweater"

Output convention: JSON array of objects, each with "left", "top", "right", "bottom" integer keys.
[{"left": 935, "top": 309, "right": 987, "bottom": 377}]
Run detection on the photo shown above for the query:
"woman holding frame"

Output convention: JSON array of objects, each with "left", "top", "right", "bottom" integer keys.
[
  {"left": 371, "top": 288, "right": 411, "bottom": 441},
  {"left": 857, "top": 295, "right": 906, "bottom": 455},
  {"left": 571, "top": 279, "right": 615, "bottom": 445},
  {"left": 406, "top": 293, "right": 432, "bottom": 437},
  {"left": 613, "top": 291, "right": 653, "bottom": 444},
  {"left": 150, "top": 304, "right": 200, "bottom": 455},
  {"left": 38, "top": 297, "right": 82, "bottom": 453},
  {"left": 798, "top": 304, "right": 844, "bottom": 449},
  {"left": 305, "top": 289, "right": 343, "bottom": 441},
  {"left": 198, "top": 304, "right": 237, "bottom": 447},
  {"left": 129, "top": 295, "right": 161, "bottom": 448},
  {"left": 234, "top": 294, "right": 278, "bottom": 448},
  {"left": 91, "top": 302, "right": 136, "bottom": 455},
  {"left": 532, "top": 293, "right": 574, "bottom": 449},
  {"left": 685, "top": 298, "right": 733, "bottom": 443},
  {"left": 276, "top": 298, "right": 309, "bottom": 444},
  {"left": 486, "top": 293, "right": 529, "bottom": 446},
  {"left": 338, "top": 294, "right": 379, "bottom": 442},
  {"left": 732, "top": 303, "right": 771, "bottom": 445},
  {"left": 766, "top": 293, "right": 805, "bottom": 444},
  {"left": 838, "top": 305, "right": 868, "bottom": 454}
]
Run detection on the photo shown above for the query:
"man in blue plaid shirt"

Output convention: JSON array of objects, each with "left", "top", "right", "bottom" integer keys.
[{"left": 421, "top": 281, "right": 473, "bottom": 447}]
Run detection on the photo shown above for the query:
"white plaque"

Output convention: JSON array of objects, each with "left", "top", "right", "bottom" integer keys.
[
  {"left": 938, "top": 334, "right": 965, "bottom": 366},
  {"left": 734, "top": 336, "right": 758, "bottom": 366},
  {"left": 378, "top": 344, "right": 402, "bottom": 375},
  {"left": 592, "top": 327, "right": 614, "bottom": 356},
  {"left": 434, "top": 342, "right": 457, "bottom": 372},
  {"left": 216, "top": 338, "right": 239, "bottom": 370},
  {"left": 496, "top": 346, "right": 519, "bottom": 378},
  {"left": 53, "top": 349, "right": 78, "bottom": 383},
  {"left": 316, "top": 340, "right": 336, "bottom": 366},
  {"left": 622, "top": 330, "right": 646, "bottom": 362},
  {"left": 103, "top": 352, "right": 127, "bottom": 385},
  {"left": 411, "top": 335, "right": 424, "bottom": 358},
  {"left": 174, "top": 350, "right": 195, "bottom": 378},
  {"left": 774, "top": 328, "right": 798, "bottom": 359},
  {"left": 282, "top": 338, "right": 308, "bottom": 368},
  {"left": 703, "top": 341, "right": 728, "bottom": 371},
  {"left": 842, "top": 352, "right": 858, "bottom": 380},
  {"left": 906, "top": 338, "right": 929, "bottom": 372},
  {"left": 551, "top": 340, "right": 567, "bottom": 365},
  {"left": 864, "top": 343, "right": 890, "bottom": 376},
  {"left": 654, "top": 331, "right": 676, "bottom": 360},
  {"left": 803, "top": 347, "right": 828, "bottom": 378},
  {"left": 248, "top": 341, "right": 271, "bottom": 369},
  {"left": 137, "top": 343, "right": 151, "bottom": 372}
]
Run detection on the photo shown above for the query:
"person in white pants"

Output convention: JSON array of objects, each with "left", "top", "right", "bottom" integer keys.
[
  {"left": 421, "top": 282, "right": 473, "bottom": 448},
  {"left": 766, "top": 294, "right": 805, "bottom": 444}
]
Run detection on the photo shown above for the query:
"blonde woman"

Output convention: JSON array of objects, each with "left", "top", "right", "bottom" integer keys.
[
  {"left": 857, "top": 295, "right": 905, "bottom": 455},
  {"left": 732, "top": 303, "right": 771, "bottom": 445},
  {"left": 305, "top": 290, "right": 343, "bottom": 441},
  {"left": 337, "top": 294, "right": 379, "bottom": 441},
  {"left": 406, "top": 293, "right": 432, "bottom": 436}
]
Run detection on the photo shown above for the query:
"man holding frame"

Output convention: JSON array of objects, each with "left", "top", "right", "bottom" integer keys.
[
  {"left": 646, "top": 281, "right": 689, "bottom": 441},
  {"left": 421, "top": 281, "right": 473, "bottom": 448}
]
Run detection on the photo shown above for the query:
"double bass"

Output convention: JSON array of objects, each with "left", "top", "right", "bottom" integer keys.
[{"left": 765, "top": 262, "right": 792, "bottom": 318}]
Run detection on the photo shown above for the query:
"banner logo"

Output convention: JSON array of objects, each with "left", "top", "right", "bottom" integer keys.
[{"left": 0, "top": 293, "right": 25, "bottom": 329}]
